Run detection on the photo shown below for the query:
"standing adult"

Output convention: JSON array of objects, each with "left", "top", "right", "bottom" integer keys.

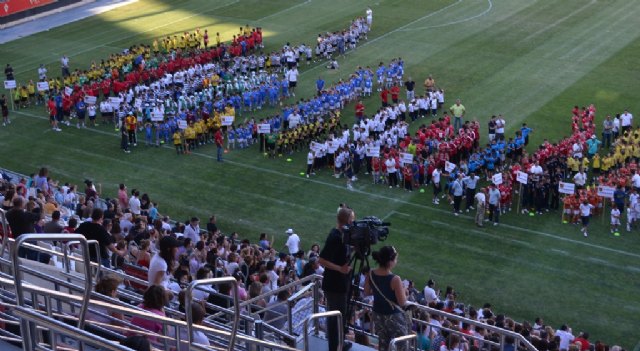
[
  {"left": 495, "top": 114, "right": 505, "bottom": 141},
  {"left": 148, "top": 235, "right": 179, "bottom": 288},
  {"left": 586, "top": 135, "right": 601, "bottom": 158},
  {"left": 318, "top": 207, "right": 354, "bottom": 351},
  {"left": 61, "top": 55, "right": 70, "bottom": 77},
  {"left": 129, "top": 190, "right": 141, "bottom": 217},
  {"left": 215, "top": 129, "right": 224, "bottom": 162},
  {"left": 602, "top": 115, "right": 613, "bottom": 148},
  {"left": 366, "top": 7, "right": 373, "bottom": 28},
  {"left": 487, "top": 184, "right": 501, "bottom": 226},
  {"left": 285, "top": 228, "right": 301, "bottom": 255},
  {"left": 474, "top": 188, "right": 486, "bottom": 227},
  {"left": 463, "top": 172, "right": 479, "bottom": 212},
  {"left": 404, "top": 77, "right": 415, "bottom": 101},
  {"left": 449, "top": 99, "right": 465, "bottom": 133},
  {"left": 0, "top": 94, "right": 9, "bottom": 126},
  {"left": 432, "top": 167, "right": 442, "bottom": 205},
  {"left": 363, "top": 246, "right": 409, "bottom": 351},
  {"left": 423, "top": 75, "right": 435, "bottom": 92},
  {"left": 385, "top": 156, "right": 398, "bottom": 188},
  {"left": 287, "top": 66, "right": 299, "bottom": 97},
  {"left": 75, "top": 208, "right": 125, "bottom": 268},
  {"left": 6, "top": 197, "right": 44, "bottom": 262},
  {"left": 183, "top": 217, "right": 201, "bottom": 243},
  {"left": 451, "top": 174, "right": 463, "bottom": 216},
  {"left": 4, "top": 64, "right": 14, "bottom": 80},
  {"left": 620, "top": 109, "right": 633, "bottom": 134}
]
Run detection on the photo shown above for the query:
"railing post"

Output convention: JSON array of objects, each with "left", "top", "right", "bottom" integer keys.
[
  {"left": 312, "top": 280, "right": 320, "bottom": 334},
  {"left": 303, "top": 311, "right": 343, "bottom": 351},
  {"left": 0, "top": 209, "right": 8, "bottom": 258},
  {"left": 254, "top": 319, "right": 263, "bottom": 351},
  {"left": 185, "top": 277, "right": 239, "bottom": 351}
]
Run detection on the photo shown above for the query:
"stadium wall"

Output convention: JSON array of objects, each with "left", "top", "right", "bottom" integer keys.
[{"left": 0, "top": 0, "right": 84, "bottom": 26}]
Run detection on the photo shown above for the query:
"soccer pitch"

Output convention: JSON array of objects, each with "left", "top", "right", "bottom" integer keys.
[{"left": 1, "top": 0, "right": 640, "bottom": 347}]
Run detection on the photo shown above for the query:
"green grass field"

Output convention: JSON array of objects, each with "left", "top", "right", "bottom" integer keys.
[{"left": 1, "top": 0, "right": 640, "bottom": 348}]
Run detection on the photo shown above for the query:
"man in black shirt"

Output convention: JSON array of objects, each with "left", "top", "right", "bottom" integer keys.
[
  {"left": 75, "top": 208, "right": 124, "bottom": 268},
  {"left": 319, "top": 207, "right": 354, "bottom": 351},
  {"left": 4, "top": 64, "right": 14, "bottom": 81},
  {"left": 6, "top": 197, "right": 45, "bottom": 262}
]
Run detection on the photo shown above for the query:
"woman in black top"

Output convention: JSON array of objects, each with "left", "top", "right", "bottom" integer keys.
[{"left": 364, "top": 246, "right": 409, "bottom": 351}]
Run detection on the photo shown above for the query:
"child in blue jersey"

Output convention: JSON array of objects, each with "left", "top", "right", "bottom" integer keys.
[
  {"left": 242, "top": 91, "right": 252, "bottom": 112},
  {"left": 364, "top": 76, "right": 373, "bottom": 97},
  {"left": 227, "top": 126, "right": 236, "bottom": 150},
  {"left": 144, "top": 122, "right": 153, "bottom": 146},
  {"left": 280, "top": 79, "right": 289, "bottom": 98},
  {"left": 521, "top": 123, "right": 533, "bottom": 146},
  {"left": 376, "top": 63, "right": 385, "bottom": 92}
]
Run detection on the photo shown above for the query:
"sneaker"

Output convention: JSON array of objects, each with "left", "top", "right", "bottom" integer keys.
[
  {"left": 389, "top": 186, "right": 393, "bottom": 189},
  {"left": 484, "top": 219, "right": 490, "bottom": 222},
  {"left": 584, "top": 232, "right": 588, "bottom": 237},
  {"left": 1, "top": 123, "right": 5, "bottom": 127},
  {"left": 454, "top": 213, "right": 459, "bottom": 216},
  {"left": 54, "top": 128, "right": 61, "bottom": 132},
  {"left": 470, "top": 206, "right": 475, "bottom": 210},
  {"left": 133, "top": 143, "right": 137, "bottom": 146},
  {"left": 466, "top": 209, "right": 470, "bottom": 213},
  {"left": 493, "top": 222, "right": 498, "bottom": 226},
  {"left": 449, "top": 201, "right": 454, "bottom": 205},
  {"left": 306, "top": 174, "right": 309, "bottom": 178},
  {"left": 76, "top": 123, "right": 80, "bottom": 129}
]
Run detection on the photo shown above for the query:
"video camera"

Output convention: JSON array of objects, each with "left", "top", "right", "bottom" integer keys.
[{"left": 343, "top": 216, "right": 390, "bottom": 255}]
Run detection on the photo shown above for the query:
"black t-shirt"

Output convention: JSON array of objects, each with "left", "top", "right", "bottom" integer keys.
[
  {"left": 404, "top": 80, "right": 415, "bottom": 92},
  {"left": 206, "top": 222, "right": 218, "bottom": 233},
  {"left": 319, "top": 228, "right": 350, "bottom": 293},
  {"left": 6, "top": 209, "right": 39, "bottom": 238},
  {"left": 75, "top": 222, "right": 113, "bottom": 263}
]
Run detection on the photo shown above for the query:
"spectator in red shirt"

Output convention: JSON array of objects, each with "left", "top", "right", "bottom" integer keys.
[
  {"left": 574, "top": 333, "right": 590, "bottom": 351},
  {"left": 215, "top": 129, "right": 224, "bottom": 162},
  {"left": 355, "top": 101, "right": 365, "bottom": 122},
  {"left": 380, "top": 88, "right": 389, "bottom": 107}
]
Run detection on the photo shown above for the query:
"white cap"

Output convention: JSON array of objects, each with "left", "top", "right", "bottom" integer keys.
[{"left": 286, "top": 228, "right": 294, "bottom": 234}]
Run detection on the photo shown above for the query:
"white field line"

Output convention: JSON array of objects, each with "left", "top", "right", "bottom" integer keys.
[
  {"left": 14, "top": 109, "right": 640, "bottom": 260},
  {"left": 398, "top": 0, "right": 493, "bottom": 31},
  {"left": 522, "top": 0, "right": 596, "bottom": 42}
]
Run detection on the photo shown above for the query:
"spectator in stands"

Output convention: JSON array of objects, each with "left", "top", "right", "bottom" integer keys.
[
  {"left": 6, "top": 197, "right": 47, "bottom": 263},
  {"left": 183, "top": 217, "right": 201, "bottom": 243},
  {"left": 318, "top": 207, "right": 354, "bottom": 351},
  {"left": 556, "top": 324, "right": 575, "bottom": 351},
  {"left": 206, "top": 215, "right": 219, "bottom": 236},
  {"left": 89, "top": 275, "right": 124, "bottom": 324},
  {"left": 130, "top": 285, "right": 168, "bottom": 342},
  {"left": 177, "top": 303, "right": 210, "bottom": 351},
  {"left": 284, "top": 228, "right": 300, "bottom": 255},
  {"left": 148, "top": 235, "right": 179, "bottom": 288},
  {"left": 76, "top": 208, "right": 125, "bottom": 268},
  {"left": 363, "top": 246, "right": 409, "bottom": 351},
  {"left": 441, "top": 334, "right": 468, "bottom": 351},
  {"left": 264, "top": 289, "right": 290, "bottom": 330},
  {"left": 136, "top": 240, "right": 152, "bottom": 268},
  {"left": 573, "top": 332, "right": 590, "bottom": 351},
  {"left": 43, "top": 210, "right": 63, "bottom": 233},
  {"left": 118, "top": 184, "right": 129, "bottom": 210},
  {"left": 302, "top": 255, "right": 320, "bottom": 280},
  {"left": 129, "top": 190, "right": 141, "bottom": 216},
  {"left": 423, "top": 279, "right": 439, "bottom": 305}
]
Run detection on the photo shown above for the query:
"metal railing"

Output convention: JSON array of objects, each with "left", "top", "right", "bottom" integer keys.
[
  {"left": 186, "top": 276, "right": 240, "bottom": 351},
  {"left": 303, "top": 310, "right": 343, "bottom": 351},
  {"left": 12, "top": 233, "right": 93, "bottom": 351},
  {"left": 0, "top": 209, "right": 8, "bottom": 258},
  {"left": 389, "top": 334, "right": 417, "bottom": 351},
  {"left": 406, "top": 302, "right": 538, "bottom": 351}
]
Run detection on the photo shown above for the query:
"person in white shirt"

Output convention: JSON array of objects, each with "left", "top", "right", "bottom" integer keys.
[
  {"left": 287, "top": 67, "right": 298, "bottom": 96},
  {"left": 38, "top": 64, "right": 48, "bottom": 80},
  {"left": 183, "top": 217, "right": 201, "bottom": 243},
  {"left": 495, "top": 115, "right": 505, "bottom": 141},
  {"left": 432, "top": 167, "right": 441, "bottom": 204},
  {"left": 620, "top": 109, "right": 633, "bottom": 133},
  {"left": 555, "top": 325, "right": 575, "bottom": 351},
  {"left": 474, "top": 188, "right": 486, "bottom": 226},
  {"left": 572, "top": 141, "right": 583, "bottom": 159},
  {"left": 285, "top": 228, "right": 300, "bottom": 255},
  {"left": 366, "top": 7, "right": 373, "bottom": 27},
  {"left": 610, "top": 207, "right": 621, "bottom": 234},
  {"left": 148, "top": 236, "right": 179, "bottom": 288},
  {"left": 306, "top": 150, "right": 315, "bottom": 178},
  {"left": 631, "top": 170, "right": 640, "bottom": 191},
  {"left": 128, "top": 190, "right": 141, "bottom": 215},
  {"left": 579, "top": 200, "right": 594, "bottom": 237},
  {"left": 423, "top": 279, "right": 439, "bottom": 304},
  {"left": 176, "top": 303, "right": 210, "bottom": 351},
  {"left": 385, "top": 157, "right": 398, "bottom": 188},
  {"left": 573, "top": 170, "right": 587, "bottom": 189}
]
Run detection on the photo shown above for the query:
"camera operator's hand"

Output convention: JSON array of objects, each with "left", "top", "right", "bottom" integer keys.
[{"left": 339, "top": 264, "right": 352, "bottom": 274}]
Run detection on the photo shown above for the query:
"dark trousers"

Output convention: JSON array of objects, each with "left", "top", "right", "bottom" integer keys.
[
  {"left": 465, "top": 188, "right": 476, "bottom": 210},
  {"left": 489, "top": 204, "right": 500, "bottom": 223},
  {"left": 325, "top": 291, "right": 348, "bottom": 351},
  {"left": 453, "top": 195, "right": 462, "bottom": 213}
]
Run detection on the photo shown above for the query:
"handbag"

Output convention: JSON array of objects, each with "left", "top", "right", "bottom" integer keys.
[{"left": 369, "top": 272, "right": 413, "bottom": 329}]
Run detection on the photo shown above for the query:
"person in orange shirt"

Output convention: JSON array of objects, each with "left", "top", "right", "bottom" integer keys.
[{"left": 125, "top": 113, "right": 137, "bottom": 146}]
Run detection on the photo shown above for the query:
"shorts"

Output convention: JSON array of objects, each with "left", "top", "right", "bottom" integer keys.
[
  {"left": 49, "top": 115, "right": 55, "bottom": 122},
  {"left": 611, "top": 218, "right": 620, "bottom": 225},
  {"left": 581, "top": 216, "right": 589, "bottom": 226},
  {"left": 289, "top": 81, "right": 297, "bottom": 88}
]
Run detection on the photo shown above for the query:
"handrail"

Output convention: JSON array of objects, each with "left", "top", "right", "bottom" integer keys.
[
  {"left": 11, "top": 233, "right": 93, "bottom": 351},
  {"left": 406, "top": 302, "right": 538, "bottom": 351},
  {"left": 186, "top": 277, "right": 240, "bottom": 351},
  {"left": 0, "top": 208, "right": 8, "bottom": 257},
  {"left": 13, "top": 306, "right": 134, "bottom": 351},
  {"left": 65, "top": 239, "right": 101, "bottom": 278},
  {"left": 389, "top": 333, "right": 417, "bottom": 351},
  {"left": 303, "top": 310, "right": 343, "bottom": 351}
]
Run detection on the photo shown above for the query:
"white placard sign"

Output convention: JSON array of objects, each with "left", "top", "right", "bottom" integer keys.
[
  {"left": 178, "top": 120, "right": 188, "bottom": 129},
  {"left": 492, "top": 173, "right": 503, "bottom": 185},
  {"left": 258, "top": 123, "right": 271, "bottom": 134},
  {"left": 37, "top": 81, "right": 49, "bottom": 91},
  {"left": 84, "top": 95, "right": 97, "bottom": 104},
  {"left": 400, "top": 152, "right": 413, "bottom": 165},
  {"left": 597, "top": 185, "right": 615, "bottom": 199},
  {"left": 64, "top": 86, "right": 73, "bottom": 96},
  {"left": 444, "top": 161, "right": 456, "bottom": 173},
  {"left": 4, "top": 80, "right": 16, "bottom": 89},
  {"left": 366, "top": 146, "right": 379, "bottom": 158},
  {"left": 151, "top": 111, "right": 164, "bottom": 122},
  {"left": 516, "top": 171, "right": 528, "bottom": 184},
  {"left": 221, "top": 116, "right": 234, "bottom": 126},
  {"left": 558, "top": 182, "right": 575, "bottom": 195},
  {"left": 109, "top": 97, "right": 122, "bottom": 107}
]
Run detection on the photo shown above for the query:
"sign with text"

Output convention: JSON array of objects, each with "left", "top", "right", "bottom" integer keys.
[
  {"left": 516, "top": 171, "right": 528, "bottom": 184},
  {"left": 597, "top": 185, "right": 615, "bottom": 199},
  {"left": 178, "top": 120, "right": 188, "bottom": 129},
  {"left": 258, "top": 123, "right": 271, "bottom": 134},
  {"left": 0, "top": 0, "right": 56, "bottom": 17},
  {"left": 492, "top": 173, "right": 503, "bottom": 185},
  {"left": 84, "top": 95, "right": 97, "bottom": 104},
  {"left": 4, "top": 80, "right": 16, "bottom": 89},
  {"left": 221, "top": 116, "right": 234, "bottom": 126},
  {"left": 444, "top": 161, "right": 456, "bottom": 173},
  {"left": 558, "top": 182, "right": 575, "bottom": 195},
  {"left": 108, "top": 97, "right": 122, "bottom": 107},
  {"left": 366, "top": 146, "right": 379, "bottom": 158},
  {"left": 151, "top": 111, "right": 164, "bottom": 122},
  {"left": 64, "top": 86, "right": 73, "bottom": 96},
  {"left": 400, "top": 152, "right": 413, "bottom": 165},
  {"left": 37, "top": 81, "right": 49, "bottom": 91}
]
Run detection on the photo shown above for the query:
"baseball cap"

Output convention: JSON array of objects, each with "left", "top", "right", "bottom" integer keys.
[{"left": 285, "top": 228, "right": 294, "bottom": 234}]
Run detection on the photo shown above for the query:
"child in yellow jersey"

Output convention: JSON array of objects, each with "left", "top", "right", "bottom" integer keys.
[
  {"left": 592, "top": 153, "right": 601, "bottom": 174},
  {"left": 567, "top": 156, "right": 578, "bottom": 175},
  {"left": 581, "top": 157, "right": 590, "bottom": 173},
  {"left": 185, "top": 124, "right": 196, "bottom": 152},
  {"left": 19, "top": 86, "right": 28, "bottom": 108},
  {"left": 27, "top": 81, "right": 36, "bottom": 104},
  {"left": 195, "top": 121, "right": 204, "bottom": 146},
  {"left": 173, "top": 131, "right": 184, "bottom": 154}
]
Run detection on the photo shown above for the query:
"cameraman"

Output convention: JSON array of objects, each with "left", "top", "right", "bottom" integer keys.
[{"left": 318, "top": 207, "right": 354, "bottom": 351}]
